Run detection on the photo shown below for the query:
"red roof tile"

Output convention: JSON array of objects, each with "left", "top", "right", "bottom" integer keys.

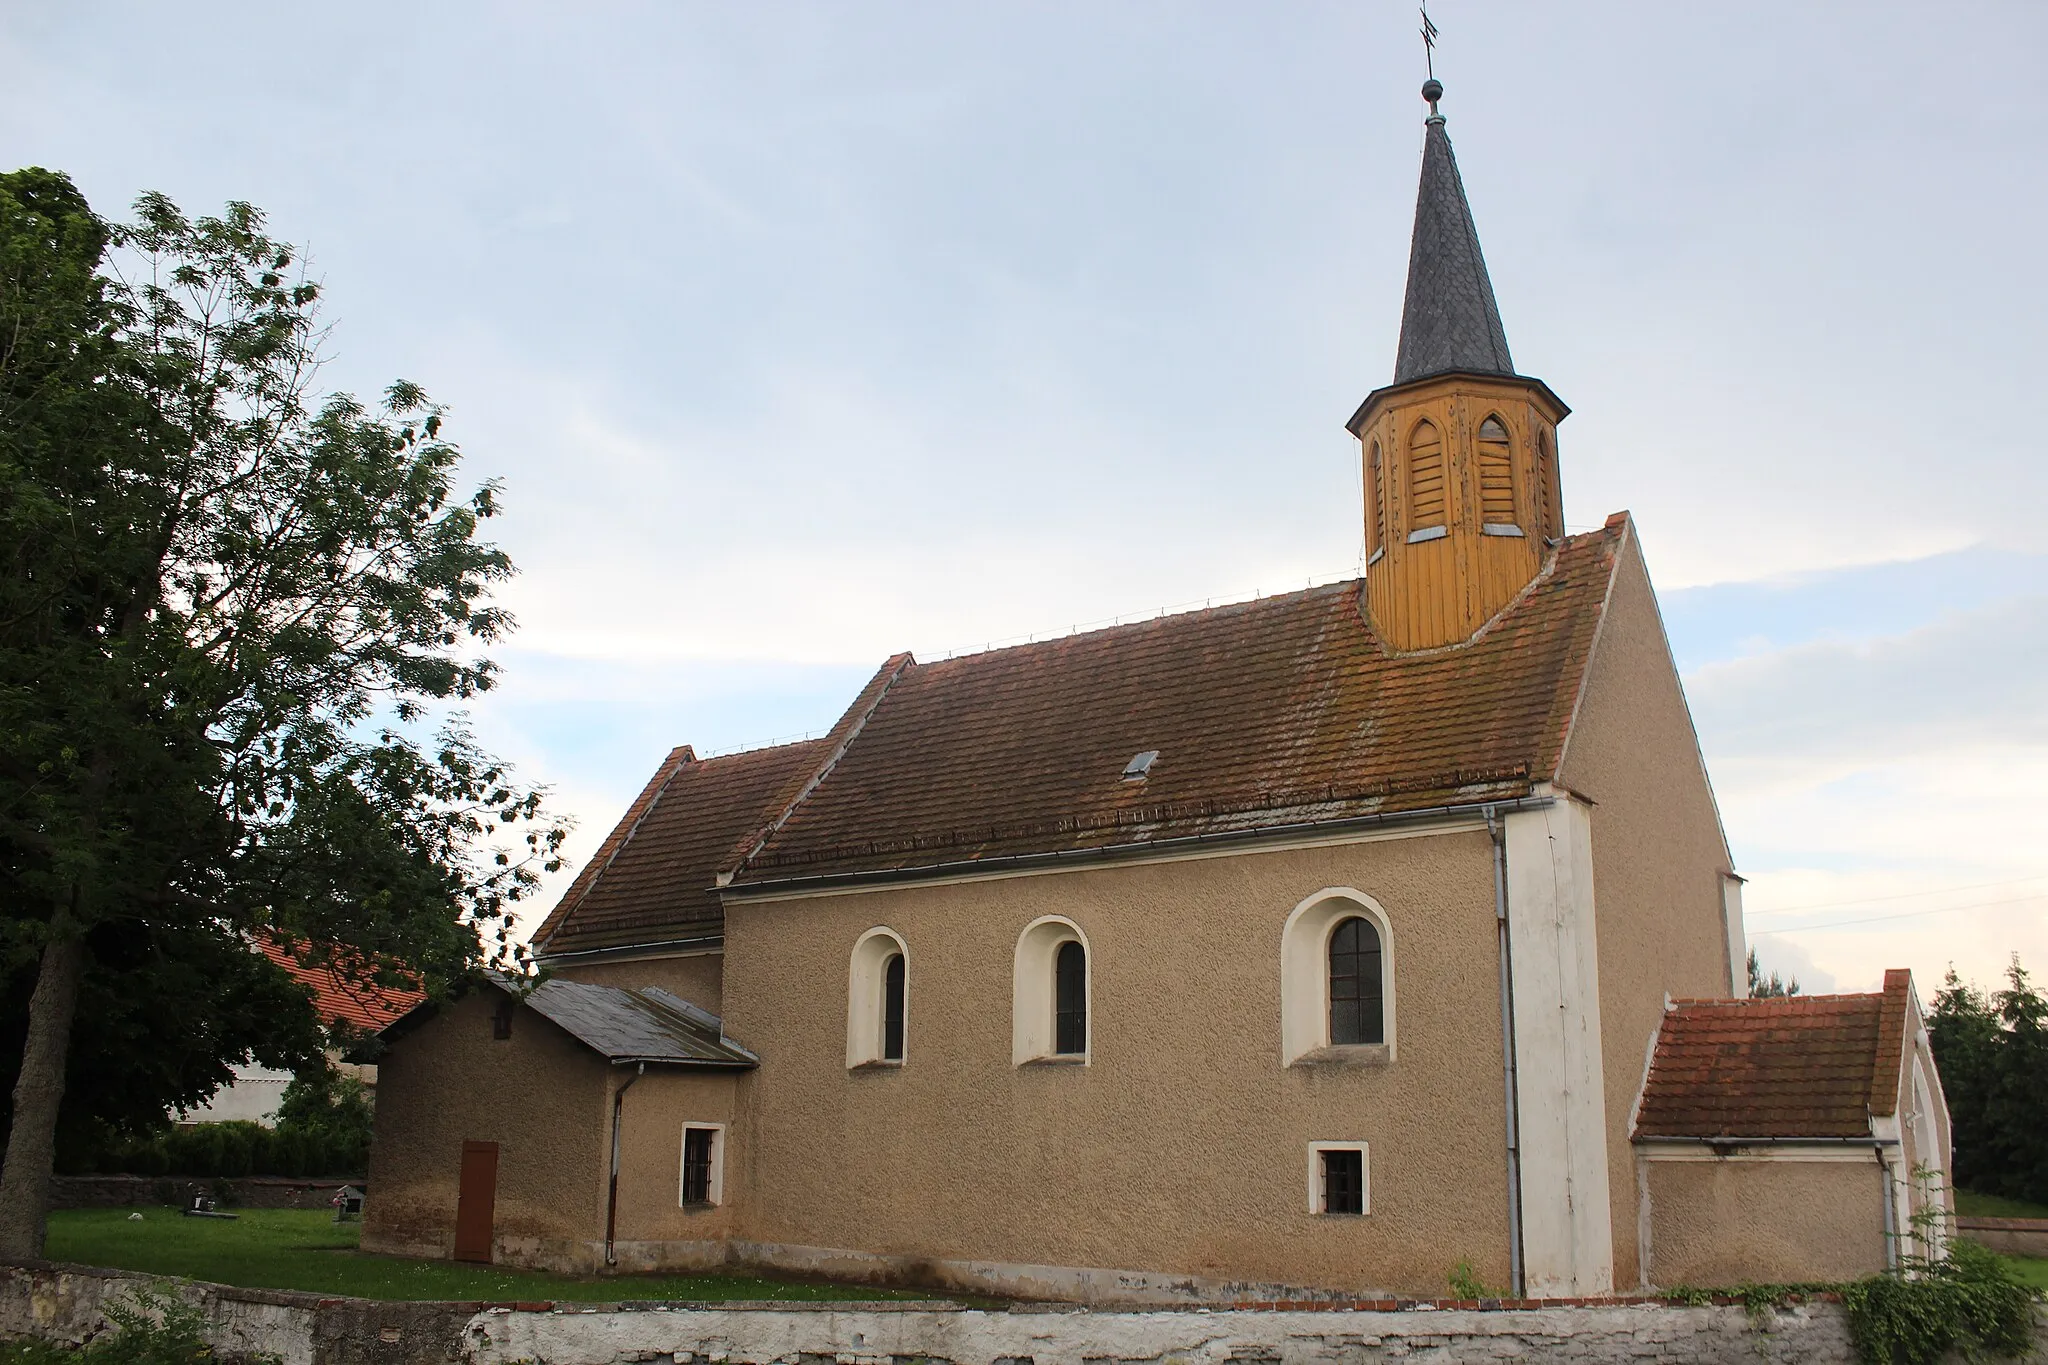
[
  {"left": 535, "top": 523, "right": 1626, "bottom": 949},
  {"left": 731, "top": 524, "right": 1622, "bottom": 884},
  {"left": 1632, "top": 981, "right": 1917, "bottom": 1141},
  {"left": 258, "top": 938, "right": 424, "bottom": 1034},
  {"left": 536, "top": 738, "right": 828, "bottom": 956}
]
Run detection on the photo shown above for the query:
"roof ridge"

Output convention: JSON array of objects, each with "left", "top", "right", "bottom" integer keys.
[
  {"left": 1668, "top": 990, "right": 1886, "bottom": 1007},
  {"left": 922, "top": 579, "right": 1362, "bottom": 670},
  {"left": 720, "top": 652, "right": 915, "bottom": 882},
  {"left": 1868, "top": 969, "right": 1914, "bottom": 1118}
]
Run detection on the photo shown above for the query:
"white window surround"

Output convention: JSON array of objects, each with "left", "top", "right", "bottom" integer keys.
[
  {"left": 846, "top": 926, "right": 908, "bottom": 1069},
  {"left": 1012, "top": 915, "right": 1091, "bottom": 1066},
  {"left": 1280, "top": 888, "right": 1396, "bottom": 1066},
  {"left": 678, "top": 1121, "right": 726, "bottom": 1207},
  {"left": 1307, "top": 1141, "right": 1371, "bottom": 1215}
]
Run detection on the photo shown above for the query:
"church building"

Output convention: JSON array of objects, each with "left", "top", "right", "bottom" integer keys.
[{"left": 363, "top": 80, "right": 1950, "bottom": 1300}]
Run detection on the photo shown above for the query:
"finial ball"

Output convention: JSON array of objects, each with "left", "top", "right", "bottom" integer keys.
[{"left": 1421, "top": 78, "right": 1443, "bottom": 104}]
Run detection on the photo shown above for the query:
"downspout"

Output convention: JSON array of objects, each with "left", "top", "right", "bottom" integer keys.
[
  {"left": 1877, "top": 1135, "right": 1898, "bottom": 1272},
  {"left": 605, "top": 1062, "right": 645, "bottom": 1268},
  {"left": 1488, "top": 807, "right": 1526, "bottom": 1299}
]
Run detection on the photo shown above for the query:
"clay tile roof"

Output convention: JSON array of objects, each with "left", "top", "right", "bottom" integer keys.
[
  {"left": 731, "top": 523, "right": 1623, "bottom": 884},
  {"left": 258, "top": 938, "right": 424, "bottom": 1034},
  {"left": 1633, "top": 979, "right": 1918, "bottom": 1141},
  {"left": 535, "top": 737, "right": 829, "bottom": 957},
  {"left": 533, "top": 522, "right": 1626, "bottom": 950}
]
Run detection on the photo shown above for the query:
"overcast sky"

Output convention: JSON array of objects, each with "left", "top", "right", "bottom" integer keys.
[{"left": 7, "top": 1, "right": 2044, "bottom": 998}]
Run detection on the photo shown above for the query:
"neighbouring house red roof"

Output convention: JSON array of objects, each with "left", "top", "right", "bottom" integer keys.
[
  {"left": 1633, "top": 970, "right": 1915, "bottom": 1141},
  {"left": 259, "top": 938, "right": 425, "bottom": 1034},
  {"left": 536, "top": 518, "right": 1630, "bottom": 955}
]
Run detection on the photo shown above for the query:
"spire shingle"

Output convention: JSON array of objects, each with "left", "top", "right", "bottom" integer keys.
[{"left": 1393, "top": 114, "right": 1514, "bottom": 384}]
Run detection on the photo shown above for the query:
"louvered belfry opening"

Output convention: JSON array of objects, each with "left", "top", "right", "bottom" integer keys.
[{"left": 1406, "top": 420, "right": 1446, "bottom": 534}]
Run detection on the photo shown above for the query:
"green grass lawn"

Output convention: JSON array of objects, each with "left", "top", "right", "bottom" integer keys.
[
  {"left": 1955, "top": 1188, "right": 2048, "bottom": 1220},
  {"left": 45, "top": 1209, "right": 934, "bottom": 1303},
  {"left": 2002, "top": 1255, "right": 2048, "bottom": 1290}
]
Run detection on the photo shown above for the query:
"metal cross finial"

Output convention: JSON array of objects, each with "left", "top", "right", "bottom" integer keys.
[{"left": 1419, "top": 4, "right": 1444, "bottom": 122}]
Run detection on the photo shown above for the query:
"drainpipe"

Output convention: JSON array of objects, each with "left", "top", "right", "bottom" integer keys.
[
  {"left": 1877, "top": 1140, "right": 1898, "bottom": 1272},
  {"left": 1488, "top": 807, "right": 1526, "bottom": 1299},
  {"left": 605, "top": 1062, "right": 645, "bottom": 1268}
]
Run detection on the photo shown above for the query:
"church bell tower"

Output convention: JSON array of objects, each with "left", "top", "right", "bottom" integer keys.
[{"left": 1349, "top": 79, "right": 1568, "bottom": 652}]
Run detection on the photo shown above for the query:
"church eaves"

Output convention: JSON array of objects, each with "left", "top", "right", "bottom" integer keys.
[{"left": 1392, "top": 84, "right": 1514, "bottom": 385}]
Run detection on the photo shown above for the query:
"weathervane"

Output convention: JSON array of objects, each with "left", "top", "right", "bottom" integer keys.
[{"left": 1419, "top": 3, "right": 1444, "bottom": 121}]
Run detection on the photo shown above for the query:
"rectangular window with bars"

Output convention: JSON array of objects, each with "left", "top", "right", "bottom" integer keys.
[
  {"left": 680, "top": 1125, "right": 721, "bottom": 1206},
  {"left": 1311, "top": 1143, "right": 1369, "bottom": 1216}
]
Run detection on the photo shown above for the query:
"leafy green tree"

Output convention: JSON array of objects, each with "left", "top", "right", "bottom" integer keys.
[
  {"left": 0, "top": 169, "right": 564, "bottom": 1255},
  {"left": 1747, "top": 947, "right": 1800, "bottom": 998},
  {"left": 1929, "top": 956, "right": 2048, "bottom": 1204},
  {"left": 0, "top": 914, "right": 325, "bottom": 1159}
]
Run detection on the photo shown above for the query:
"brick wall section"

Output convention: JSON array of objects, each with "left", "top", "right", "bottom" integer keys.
[{"left": 10, "top": 1261, "right": 2048, "bottom": 1365}]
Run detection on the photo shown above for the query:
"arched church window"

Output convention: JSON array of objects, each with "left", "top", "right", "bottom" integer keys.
[
  {"left": 846, "top": 927, "right": 909, "bottom": 1067},
  {"left": 1406, "top": 420, "right": 1445, "bottom": 536},
  {"left": 1477, "top": 414, "right": 1517, "bottom": 530},
  {"left": 882, "top": 952, "right": 906, "bottom": 1062},
  {"left": 1368, "top": 440, "right": 1388, "bottom": 555},
  {"left": 1535, "top": 429, "right": 1555, "bottom": 541},
  {"left": 1054, "top": 940, "right": 1088, "bottom": 1055},
  {"left": 1280, "top": 890, "right": 1397, "bottom": 1064},
  {"left": 1328, "top": 916, "right": 1385, "bottom": 1046},
  {"left": 1013, "top": 916, "right": 1092, "bottom": 1065}
]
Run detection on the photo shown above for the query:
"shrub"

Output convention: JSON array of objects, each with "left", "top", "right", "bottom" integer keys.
[
  {"left": 1844, "top": 1238, "right": 2037, "bottom": 1365},
  {"left": 0, "top": 1285, "right": 276, "bottom": 1364}
]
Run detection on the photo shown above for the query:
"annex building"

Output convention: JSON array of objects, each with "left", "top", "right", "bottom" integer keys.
[{"left": 363, "top": 81, "right": 1952, "bottom": 1301}]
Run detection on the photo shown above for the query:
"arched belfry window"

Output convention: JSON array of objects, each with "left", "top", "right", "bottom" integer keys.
[
  {"left": 1328, "top": 917, "right": 1385, "bottom": 1045},
  {"left": 1535, "top": 429, "right": 1556, "bottom": 541},
  {"left": 1477, "top": 414, "right": 1517, "bottom": 532},
  {"left": 1406, "top": 420, "right": 1445, "bottom": 539},
  {"left": 847, "top": 928, "right": 909, "bottom": 1067},
  {"left": 1368, "top": 439, "right": 1388, "bottom": 557},
  {"left": 1013, "top": 916, "right": 1092, "bottom": 1064}
]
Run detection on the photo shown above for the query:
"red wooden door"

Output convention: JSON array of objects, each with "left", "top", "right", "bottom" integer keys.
[{"left": 453, "top": 1140, "right": 498, "bottom": 1263}]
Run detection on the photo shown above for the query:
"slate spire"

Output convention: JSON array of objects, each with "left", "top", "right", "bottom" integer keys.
[{"left": 1392, "top": 80, "right": 1514, "bottom": 385}]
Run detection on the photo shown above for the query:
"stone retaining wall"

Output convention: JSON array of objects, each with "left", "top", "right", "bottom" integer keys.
[
  {"left": 51, "top": 1174, "right": 366, "bottom": 1211},
  {"left": 7, "top": 1260, "right": 2047, "bottom": 1365},
  {"left": 1959, "top": 1216, "right": 2048, "bottom": 1258}
]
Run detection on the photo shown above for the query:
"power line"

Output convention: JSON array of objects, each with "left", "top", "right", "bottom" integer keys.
[
  {"left": 1761, "top": 893, "right": 2048, "bottom": 935},
  {"left": 1746, "top": 873, "right": 2048, "bottom": 918}
]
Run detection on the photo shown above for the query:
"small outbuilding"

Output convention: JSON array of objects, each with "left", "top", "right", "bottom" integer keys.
[
  {"left": 367, "top": 976, "right": 756, "bottom": 1270},
  {"left": 1632, "top": 969, "right": 1951, "bottom": 1288}
]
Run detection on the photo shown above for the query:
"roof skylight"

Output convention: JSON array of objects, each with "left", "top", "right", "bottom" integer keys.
[{"left": 1122, "top": 750, "right": 1159, "bottom": 781}]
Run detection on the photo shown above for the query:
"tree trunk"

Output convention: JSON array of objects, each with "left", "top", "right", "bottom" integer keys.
[{"left": 0, "top": 925, "right": 88, "bottom": 1259}]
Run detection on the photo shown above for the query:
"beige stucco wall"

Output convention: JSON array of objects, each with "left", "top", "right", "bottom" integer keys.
[
  {"left": 363, "top": 990, "right": 611, "bottom": 1268},
  {"left": 552, "top": 950, "right": 725, "bottom": 1016},
  {"left": 1557, "top": 531, "right": 1738, "bottom": 1289},
  {"left": 607, "top": 1068, "right": 744, "bottom": 1269},
  {"left": 1643, "top": 1157, "right": 1888, "bottom": 1287},
  {"left": 719, "top": 828, "right": 1511, "bottom": 1297}
]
